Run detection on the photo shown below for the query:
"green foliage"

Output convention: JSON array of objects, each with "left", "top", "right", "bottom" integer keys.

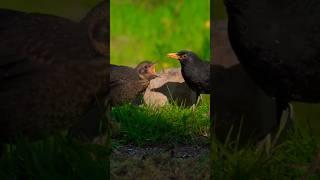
[{"left": 110, "top": 0, "right": 210, "bottom": 68}]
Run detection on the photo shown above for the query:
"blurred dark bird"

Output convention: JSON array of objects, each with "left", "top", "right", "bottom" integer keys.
[
  {"left": 0, "top": 1, "right": 109, "bottom": 143},
  {"left": 0, "top": 1, "right": 108, "bottom": 63},
  {"left": 108, "top": 61, "right": 158, "bottom": 106},
  {"left": 167, "top": 50, "right": 210, "bottom": 97},
  {"left": 225, "top": 0, "right": 320, "bottom": 122},
  {"left": 225, "top": 0, "right": 320, "bottom": 166}
]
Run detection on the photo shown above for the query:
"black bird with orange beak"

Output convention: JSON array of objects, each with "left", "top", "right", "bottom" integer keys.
[{"left": 167, "top": 50, "right": 210, "bottom": 96}]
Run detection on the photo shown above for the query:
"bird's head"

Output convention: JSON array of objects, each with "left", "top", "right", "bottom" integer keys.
[
  {"left": 135, "top": 61, "right": 158, "bottom": 80},
  {"left": 167, "top": 50, "right": 200, "bottom": 64},
  {"left": 82, "top": 1, "right": 109, "bottom": 57}
]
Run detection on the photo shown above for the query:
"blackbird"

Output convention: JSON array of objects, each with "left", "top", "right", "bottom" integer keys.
[
  {"left": 225, "top": 0, "right": 320, "bottom": 122},
  {"left": 167, "top": 50, "right": 210, "bottom": 97},
  {"left": 212, "top": 20, "right": 283, "bottom": 145},
  {"left": 0, "top": 1, "right": 109, "bottom": 143},
  {"left": 108, "top": 61, "right": 158, "bottom": 106}
]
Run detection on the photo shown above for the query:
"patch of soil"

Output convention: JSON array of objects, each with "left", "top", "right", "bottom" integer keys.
[
  {"left": 112, "top": 144, "right": 209, "bottom": 159},
  {"left": 110, "top": 144, "right": 210, "bottom": 180}
]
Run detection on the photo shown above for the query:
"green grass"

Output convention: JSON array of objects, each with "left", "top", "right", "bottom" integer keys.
[
  {"left": 110, "top": 0, "right": 210, "bottom": 68},
  {"left": 111, "top": 95, "right": 210, "bottom": 146},
  {"left": 0, "top": 136, "right": 110, "bottom": 180},
  {"left": 111, "top": 97, "right": 320, "bottom": 179},
  {"left": 211, "top": 128, "right": 320, "bottom": 179}
]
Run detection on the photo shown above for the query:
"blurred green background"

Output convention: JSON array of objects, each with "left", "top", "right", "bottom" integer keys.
[
  {"left": 110, "top": 0, "right": 210, "bottom": 69},
  {"left": 0, "top": 0, "right": 101, "bottom": 21}
]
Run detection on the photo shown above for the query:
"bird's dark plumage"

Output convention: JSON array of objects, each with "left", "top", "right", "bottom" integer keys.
[
  {"left": 0, "top": 1, "right": 109, "bottom": 143},
  {"left": 108, "top": 61, "right": 157, "bottom": 106},
  {"left": 167, "top": 50, "right": 210, "bottom": 95},
  {"left": 0, "top": 1, "right": 108, "bottom": 64},
  {"left": 225, "top": 0, "right": 320, "bottom": 121}
]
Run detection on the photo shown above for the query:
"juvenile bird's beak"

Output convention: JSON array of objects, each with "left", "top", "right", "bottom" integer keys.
[
  {"left": 148, "top": 63, "right": 159, "bottom": 78},
  {"left": 167, "top": 53, "right": 180, "bottom": 60},
  {"left": 149, "top": 64, "right": 156, "bottom": 74}
]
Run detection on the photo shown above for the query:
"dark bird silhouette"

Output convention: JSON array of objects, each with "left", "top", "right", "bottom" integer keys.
[
  {"left": 224, "top": 0, "right": 320, "bottom": 167},
  {"left": 0, "top": 1, "right": 109, "bottom": 143},
  {"left": 167, "top": 50, "right": 210, "bottom": 97},
  {"left": 108, "top": 61, "right": 158, "bottom": 106},
  {"left": 225, "top": 0, "right": 320, "bottom": 122},
  {"left": 212, "top": 20, "right": 282, "bottom": 145},
  {"left": 0, "top": 1, "right": 108, "bottom": 63}
]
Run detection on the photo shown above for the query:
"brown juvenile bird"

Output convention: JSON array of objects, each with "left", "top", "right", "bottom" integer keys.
[
  {"left": 108, "top": 61, "right": 158, "bottom": 106},
  {"left": 0, "top": 1, "right": 109, "bottom": 143}
]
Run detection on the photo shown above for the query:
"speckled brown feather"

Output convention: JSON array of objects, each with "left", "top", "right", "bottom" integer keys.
[
  {"left": 108, "top": 79, "right": 149, "bottom": 106},
  {"left": 108, "top": 62, "right": 156, "bottom": 106}
]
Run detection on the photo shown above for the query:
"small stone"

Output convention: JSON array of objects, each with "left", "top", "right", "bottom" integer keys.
[{"left": 143, "top": 68, "right": 198, "bottom": 107}]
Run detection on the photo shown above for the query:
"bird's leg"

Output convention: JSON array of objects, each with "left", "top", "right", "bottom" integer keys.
[
  {"left": 271, "top": 99, "right": 293, "bottom": 146},
  {"left": 196, "top": 93, "right": 202, "bottom": 106},
  {"left": 280, "top": 102, "right": 294, "bottom": 132},
  {"left": 287, "top": 103, "right": 294, "bottom": 125},
  {"left": 191, "top": 93, "right": 200, "bottom": 111}
]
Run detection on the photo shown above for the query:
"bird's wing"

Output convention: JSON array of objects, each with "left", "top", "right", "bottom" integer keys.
[
  {"left": 200, "top": 62, "right": 211, "bottom": 92},
  {"left": 109, "top": 79, "right": 125, "bottom": 89},
  {"left": 192, "top": 61, "right": 210, "bottom": 93},
  {"left": 110, "top": 64, "right": 139, "bottom": 81}
]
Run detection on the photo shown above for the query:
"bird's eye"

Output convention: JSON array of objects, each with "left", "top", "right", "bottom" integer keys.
[
  {"left": 144, "top": 65, "right": 148, "bottom": 69},
  {"left": 182, "top": 55, "right": 187, "bottom": 59}
]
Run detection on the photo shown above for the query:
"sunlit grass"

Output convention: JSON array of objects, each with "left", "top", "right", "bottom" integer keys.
[{"left": 111, "top": 95, "right": 210, "bottom": 146}]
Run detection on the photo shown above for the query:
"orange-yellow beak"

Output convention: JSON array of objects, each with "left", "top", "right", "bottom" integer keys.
[
  {"left": 147, "top": 63, "right": 159, "bottom": 78},
  {"left": 167, "top": 53, "right": 180, "bottom": 60},
  {"left": 148, "top": 64, "right": 157, "bottom": 75}
]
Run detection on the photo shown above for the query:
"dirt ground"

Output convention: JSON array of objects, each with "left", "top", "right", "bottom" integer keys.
[{"left": 110, "top": 144, "right": 210, "bottom": 180}]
